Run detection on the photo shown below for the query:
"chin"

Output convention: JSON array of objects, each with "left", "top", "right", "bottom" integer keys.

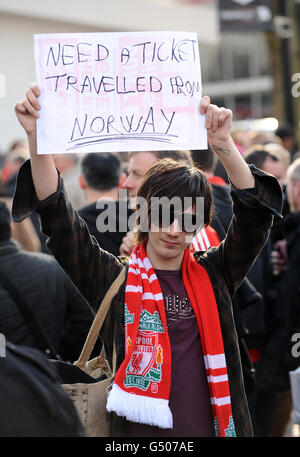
[{"left": 161, "top": 240, "right": 183, "bottom": 254}]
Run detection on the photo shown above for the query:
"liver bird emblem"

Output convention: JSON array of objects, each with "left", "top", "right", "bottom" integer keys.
[{"left": 131, "top": 353, "right": 143, "bottom": 374}]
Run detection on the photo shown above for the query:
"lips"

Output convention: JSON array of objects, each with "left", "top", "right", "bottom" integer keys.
[{"left": 163, "top": 239, "right": 179, "bottom": 247}]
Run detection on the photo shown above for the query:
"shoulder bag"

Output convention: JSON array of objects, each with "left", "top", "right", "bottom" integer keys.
[{"left": 61, "top": 267, "right": 126, "bottom": 437}]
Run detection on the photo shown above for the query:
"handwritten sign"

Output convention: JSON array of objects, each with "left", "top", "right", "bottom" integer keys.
[{"left": 34, "top": 31, "right": 207, "bottom": 154}]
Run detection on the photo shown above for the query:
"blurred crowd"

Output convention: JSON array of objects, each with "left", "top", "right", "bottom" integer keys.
[{"left": 0, "top": 120, "right": 300, "bottom": 437}]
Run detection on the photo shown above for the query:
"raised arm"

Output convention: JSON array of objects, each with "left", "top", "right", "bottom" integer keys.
[
  {"left": 200, "top": 96, "right": 255, "bottom": 190},
  {"left": 14, "top": 84, "right": 125, "bottom": 311},
  {"left": 199, "top": 96, "right": 282, "bottom": 294}
]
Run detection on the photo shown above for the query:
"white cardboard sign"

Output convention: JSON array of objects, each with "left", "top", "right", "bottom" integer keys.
[{"left": 34, "top": 31, "right": 207, "bottom": 154}]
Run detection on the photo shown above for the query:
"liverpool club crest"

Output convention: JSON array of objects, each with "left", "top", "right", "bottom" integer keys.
[{"left": 124, "top": 309, "right": 165, "bottom": 391}]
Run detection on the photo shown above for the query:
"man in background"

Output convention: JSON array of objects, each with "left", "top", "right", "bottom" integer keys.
[
  {"left": 0, "top": 201, "right": 94, "bottom": 363},
  {"left": 78, "top": 152, "right": 132, "bottom": 256},
  {"left": 256, "top": 158, "right": 300, "bottom": 436},
  {"left": 123, "top": 150, "right": 193, "bottom": 203}
]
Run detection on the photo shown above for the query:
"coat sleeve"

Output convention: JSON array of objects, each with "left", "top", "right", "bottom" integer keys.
[
  {"left": 12, "top": 160, "right": 125, "bottom": 312},
  {"left": 203, "top": 165, "right": 283, "bottom": 296}
]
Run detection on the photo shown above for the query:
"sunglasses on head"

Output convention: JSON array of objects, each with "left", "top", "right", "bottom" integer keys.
[{"left": 152, "top": 206, "right": 201, "bottom": 233}]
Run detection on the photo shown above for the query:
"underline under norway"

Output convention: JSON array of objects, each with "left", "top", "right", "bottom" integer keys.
[{"left": 66, "top": 133, "right": 179, "bottom": 151}]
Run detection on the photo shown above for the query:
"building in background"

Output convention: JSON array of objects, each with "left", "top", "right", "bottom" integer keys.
[
  {"left": 201, "top": 30, "right": 274, "bottom": 121},
  {"left": 203, "top": 0, "right": 274, "bottom": 123},
  {"left": 1, "top": 0, "right": 297, "bottom": 153},
  {"left": 0, "top": 0, "right": 219, "bottom": 153}
]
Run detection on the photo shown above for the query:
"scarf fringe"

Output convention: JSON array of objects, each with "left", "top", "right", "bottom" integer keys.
[{"left": 107, "top": 383, "right": 173, "bottom": 429}]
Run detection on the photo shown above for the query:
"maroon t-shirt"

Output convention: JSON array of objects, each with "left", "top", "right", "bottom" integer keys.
[{"left": 124, "top": 269, "right": 214, "bottom": 437}]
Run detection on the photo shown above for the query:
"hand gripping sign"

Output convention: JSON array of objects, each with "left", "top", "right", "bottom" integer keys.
[{"left": 34, "top": 31, "right": 207, "bottom": 155}]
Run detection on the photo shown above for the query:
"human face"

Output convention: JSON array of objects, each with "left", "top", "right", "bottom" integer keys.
[
  {"left": 262, "top": 157, "right": 285, "bottom": 185},
  {"left": 123, "top": 152, "right": 158, "bottom": 199},
  {"left": 146, "top": 206, "right": 196, "bottom": 271}
]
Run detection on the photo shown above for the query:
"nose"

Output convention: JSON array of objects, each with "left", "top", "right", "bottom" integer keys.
[
  {"left": 123, "top": 174, "right": 134, "bottom": 189},
  {"left": 168, "top": 217, "right": 182, "bottom": 235}
]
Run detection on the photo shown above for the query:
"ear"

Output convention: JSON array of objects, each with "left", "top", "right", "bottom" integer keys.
[{"left": 78, "top": 174, "right": 87, "bottom": 190}]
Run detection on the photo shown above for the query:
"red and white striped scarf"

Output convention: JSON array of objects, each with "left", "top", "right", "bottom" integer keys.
[
  {"left": 106, "top": 242, "right": 236, "bottom": 437},
  {"left": 191, "top": 226, "right": 220, "bottom": 253}
]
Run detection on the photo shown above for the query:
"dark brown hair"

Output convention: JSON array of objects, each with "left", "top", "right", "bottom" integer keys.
[{"left": 135, "top": 158, "right": 213, "bottom": 244}]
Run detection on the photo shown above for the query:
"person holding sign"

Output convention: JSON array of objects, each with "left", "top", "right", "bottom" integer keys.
[{"left": 13, "top": 84, "right": 282, "bottom": 437}]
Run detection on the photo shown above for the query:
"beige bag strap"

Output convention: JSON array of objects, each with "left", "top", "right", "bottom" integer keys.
[
  {"left": 97, "top": 340, "right": 117, "bottom": 376},
  {"left": 74, "top": 267, "right": 126, "bottom": 369}
]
